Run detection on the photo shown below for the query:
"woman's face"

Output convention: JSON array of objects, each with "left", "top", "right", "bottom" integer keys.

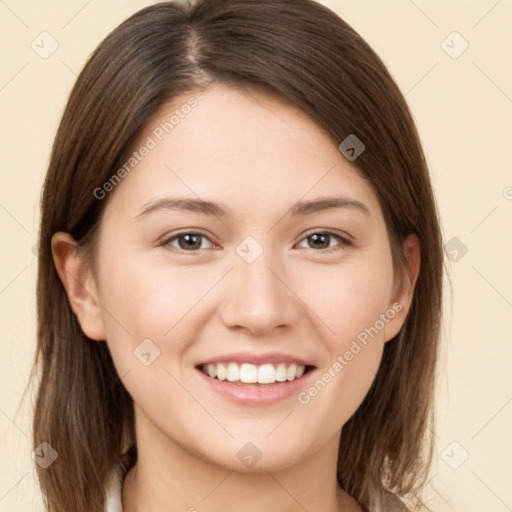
[{"left": 77, "top": 84, "right": 412, "bottom": 472}]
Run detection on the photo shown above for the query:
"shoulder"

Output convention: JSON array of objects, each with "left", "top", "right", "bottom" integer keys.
[
  {"left": 104, "top": 461, "right": 124, "bottom": 512},
  {"left": 104, "top": 453, "right": 133, "bottom": 512},
  {"left": 369, "top": 491, "right": 411, "bottom": 512}
]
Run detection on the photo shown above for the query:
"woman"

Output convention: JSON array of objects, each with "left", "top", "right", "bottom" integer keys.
[{"left": 31, "top": 0, "right": 443, "bottom": 511}]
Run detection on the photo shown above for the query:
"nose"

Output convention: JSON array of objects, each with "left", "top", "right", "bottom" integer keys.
[{"left": 218, "top": 246, "right": 300, "bottom": 335}]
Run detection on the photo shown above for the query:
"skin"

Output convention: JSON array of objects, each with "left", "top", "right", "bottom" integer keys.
[{"left": 52, "top": 83, "right": 420, "bottom": 512}]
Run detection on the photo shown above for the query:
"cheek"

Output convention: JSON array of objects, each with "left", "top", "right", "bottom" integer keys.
[
  {"left": 293, "top": 257, "right": 394, "bottom": 415},
  {"left": 99, "top": 253, "right": 209, "bottom": 339},
  {"left": 96, "top": 255, "right": 215, "bottom": 413},
  {"left": 297, "top": 258, "right": 395, "bottom": 345}
]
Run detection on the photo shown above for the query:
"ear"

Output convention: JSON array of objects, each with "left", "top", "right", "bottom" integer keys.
[
  {"left": 51, "top": 232, "right": 106, "bottom": 341},
  {"left": 383, "top": 233, "right": 421, "bottom": 343}
]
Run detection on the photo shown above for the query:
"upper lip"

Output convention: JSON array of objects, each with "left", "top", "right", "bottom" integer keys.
[{"left": 196, "top": 352, "right": 316, "bottom": 367}]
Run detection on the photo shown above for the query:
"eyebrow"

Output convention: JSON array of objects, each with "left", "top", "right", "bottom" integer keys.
[{"left": 135, "top": 196, "right": 370, "bottom": 220}]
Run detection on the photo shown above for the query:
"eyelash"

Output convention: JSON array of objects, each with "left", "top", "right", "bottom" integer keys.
[{"left": 160, "top": 229, "right": 353, "bottom": 254}]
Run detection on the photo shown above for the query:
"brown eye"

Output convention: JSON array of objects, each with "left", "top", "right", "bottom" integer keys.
[
  {"left": 163, "top": 232, "right": 215, "bottom": 252},
  {"left": 306, "top": 233, "right": 333, "bottom": 249},
  {"left": 297, "top": 231, "right": 352, "bottom": 251}
]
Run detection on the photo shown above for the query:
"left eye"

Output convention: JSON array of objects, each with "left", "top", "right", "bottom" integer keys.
[{"left": 296, "top": 231, "right": 350, "bottom": 251}]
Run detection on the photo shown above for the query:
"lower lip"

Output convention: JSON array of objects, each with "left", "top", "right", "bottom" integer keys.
[{"left": 195, "top": 367, "right": 316, "bottom": 405}]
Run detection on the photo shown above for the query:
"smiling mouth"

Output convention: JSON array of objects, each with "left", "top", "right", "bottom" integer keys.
[{"left": 197, "top": 362, "right": 315, "bottom": 386}]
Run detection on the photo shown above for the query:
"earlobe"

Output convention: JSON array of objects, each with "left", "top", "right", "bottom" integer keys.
[
  {"left": 51, "top": 232, "right": 106, "bottom": 341},
  {"left": 384, "top": 234, "right": 421, "bottom": 343}
]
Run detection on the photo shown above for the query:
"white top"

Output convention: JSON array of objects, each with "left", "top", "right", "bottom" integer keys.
[
  {"left": 104, "top": 464, "right": 409, "bottom": 512},
  {"left": 104, "top": 461, "right": 126, "bottom": 512}
]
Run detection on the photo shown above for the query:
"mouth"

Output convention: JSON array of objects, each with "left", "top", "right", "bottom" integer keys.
[{"left": 196, "top": 362, "right": 316, "bottom": 386}]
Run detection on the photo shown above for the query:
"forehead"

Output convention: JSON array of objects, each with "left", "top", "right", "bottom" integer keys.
[{"left": 102, "top": 83, "right": 380, "bottom": 221}]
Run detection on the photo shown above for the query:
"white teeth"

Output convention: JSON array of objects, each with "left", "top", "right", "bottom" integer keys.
[
  {"left": 286, "top": 364, "right": 297, "bottom": 381},
  {"left": 275, "top": 363, "right": 287, "bottom": 382},
  {"left": 258, "top": 364, "right": 275, "bottom": 384},
  {"left": 216, "top": 363, "right": 227, "bottom": 381},
  {"left": 200, "top": 362, "right": 308, "bottom": 384},
  {"left": 240, "top": 363, "right": 258, "bottom": 383},
  {"left": 226, "top": 362, "right": 239, "bottom": 382}
]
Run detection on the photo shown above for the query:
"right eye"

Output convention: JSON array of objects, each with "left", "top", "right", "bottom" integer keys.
[{"left": 161, "top": 231, "right": 218, "bottom": 252}]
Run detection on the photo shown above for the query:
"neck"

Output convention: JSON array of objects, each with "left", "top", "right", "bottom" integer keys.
[{"left": 121, "top": 411, "right": 362, "bottom": 512}]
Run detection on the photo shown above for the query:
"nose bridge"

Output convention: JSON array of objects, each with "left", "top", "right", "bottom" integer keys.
[{"left": 219, "top": 237, "right": 299, "bottom": 333}]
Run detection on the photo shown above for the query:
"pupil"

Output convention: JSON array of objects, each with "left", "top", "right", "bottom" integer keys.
[
  {"left": 180, "top": 234, "right": 201, "bottom": 250},
  {"left": 310, "top": 233, "right": 329, "bottom": 249}
]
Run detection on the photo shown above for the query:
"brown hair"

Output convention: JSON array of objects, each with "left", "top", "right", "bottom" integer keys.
[{"left": 28, "top": 0, "right": 443, "bottom": 510}]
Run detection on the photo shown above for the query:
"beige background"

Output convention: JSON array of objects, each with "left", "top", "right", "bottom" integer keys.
[{"left": 1, "top": 0, "right": 511, "bottom": 510}]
